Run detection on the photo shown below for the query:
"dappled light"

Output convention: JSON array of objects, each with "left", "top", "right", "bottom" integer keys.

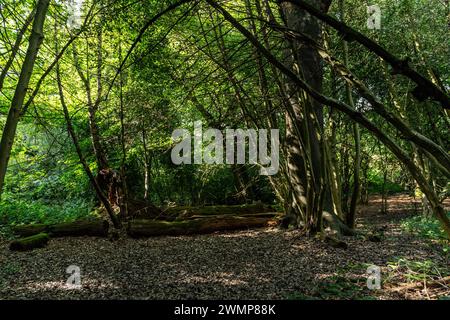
[{"left": 0, "top": 0, "right": 449, "bottom": 303}]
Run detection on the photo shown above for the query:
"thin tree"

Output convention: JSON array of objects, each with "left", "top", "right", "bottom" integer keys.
[{"left": 0, "top": 0, "right": 50, "bottom": 197}]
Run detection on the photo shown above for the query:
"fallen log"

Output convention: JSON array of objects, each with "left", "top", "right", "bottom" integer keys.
[
  {"left": 10, "top": 233, "right": 50, "bottom": 251},
  {"left": 12, "top": 218, "right": 109, "bottom": 238},
  {"left": 49, "top": 219, "right": 109, "bottom": 237},
  {"left": 182, "top": 212, "right": 279, "bottom": 220},
  {"left": 128, "top": 215, "right": 276, "bottom": 237},
  {"left": 12, "top": 224, "right": 47, "bottom": 237},
  {"left": 164, "top": 203, "right": 274, "bottom": 220}
]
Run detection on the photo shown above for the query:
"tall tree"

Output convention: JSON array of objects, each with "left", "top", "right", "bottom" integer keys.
[{"left": 0, "top": 0, "right": 50, "bottom": 198}]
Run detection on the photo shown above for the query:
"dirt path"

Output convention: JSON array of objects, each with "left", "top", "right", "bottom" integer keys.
[{"left": 1, "top": 195, "right": 449, "bottom": 300}]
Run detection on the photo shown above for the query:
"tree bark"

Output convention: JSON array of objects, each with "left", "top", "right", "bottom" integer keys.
[
  {"left": 278, "top": 0, "right": 450, "bottom": 109},
  {"left": 128, "top": 216, "right": 275, "bottom": 237},
  {"left": 207, "top": 1, "right": 450, "bottom": 238},
  {"left": 0, "top": 0, "right": 50, "bottom": 198},
  {"left": 56, "top": 56, "right": 121, "bottom": 229},
  {"left": 278, "top": 0, "right": 330, "bottom": 234},
  {"left": 13, "top": 219, "right": 109, "bottom": 237}
]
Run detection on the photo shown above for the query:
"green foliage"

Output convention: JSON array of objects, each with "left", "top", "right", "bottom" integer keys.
[
  {"left": 287, "top": 275, "right": 376, "bottom": 300},
  {"left": 0, "top": 198, "right": 94, "bottom": 226},
  {"left": 0, "top": 0, "right": 448, "bottom": 242},
  {"left": 401, "top": 212, "right": 450, "bottom": 252},
  {"left": 366, "top": 171, "right": 404, "bottom": 194},
  {"left": 387, "top": 257, "right": 450, "bottom": 283}
]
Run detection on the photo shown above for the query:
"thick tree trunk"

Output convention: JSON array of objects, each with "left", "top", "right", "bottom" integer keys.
[
  {"left": 0, "top": 0, "right": 50, "bottom": 198},
  {"left": 209, "top": 2, "right": 450, "bottom": 238},
  {"left": 164, "top": 203, "right": 274, "bottom": 219},
  {"left": 279, "top": 0, "right": 329, "bottom": 234},
  {"left": 48, "top": 219, "right": 109, "bottom": 237}
]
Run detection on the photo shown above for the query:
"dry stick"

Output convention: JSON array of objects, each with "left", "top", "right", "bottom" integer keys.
[
  {"left": 55, "top": 63, "right": 121, "bottom": 229},
  {"left": 277, "top": 0, "right": 450, "bottom": 109},
  {"left": 206, "top": 0, "right": 450, "bottom": 239},
  {"left": 388, "top": 275, "right": 450, "bottom": 293}
]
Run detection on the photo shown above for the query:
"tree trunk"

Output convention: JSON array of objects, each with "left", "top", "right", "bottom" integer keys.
[
  {"left": 48, "top": 219, "right": 109, "bottom": 237},
  {"left": 164, "top": 203, "right": 274, "bottom": 219},
  {"left": 0, "top": 0, "right": 50, "bottom": 198},
  {"left": 73, "top": 35, "right": 109, "bottom": 172},
  {"left": 339, "top": 0, "right": 361, "bottom": 229},
  {"left": 279, "top": 0, "right": 330, "bottom": 234},
  {"left": 56, "top": 55, "right": 121, "bottom": 229}
]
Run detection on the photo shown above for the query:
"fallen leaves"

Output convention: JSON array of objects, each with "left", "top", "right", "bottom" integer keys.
[{"left": 0, "top": 194, "right": 448, "bottom": 300}]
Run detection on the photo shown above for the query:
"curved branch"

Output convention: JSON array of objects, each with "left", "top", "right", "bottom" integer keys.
[
  {"left": 207, "top": 0, "right": 450, "bottom": 238},
  {"left": 271, "top": 23, "right": 450, "bottom": 177},
  {"left": 105, "top": 0, "right": 195, "bottom": 99},
  {"left": 278, "top": 0, "right": 450, "bottom": 109}
]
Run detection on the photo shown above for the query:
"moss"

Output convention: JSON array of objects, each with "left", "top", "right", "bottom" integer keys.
[
  {"left": 12, "top": 223, "right": 48, "bottom": 237},
  {"left": 166, "top": 203, "right": 272, "bottom": 218},
  {"left": 9, "top": 233, "right": 50, "bottom": 251},
  {"left": 12, "top": 218, "right": 109, "bottom": 238},
  {"left": 128, "top": 215, "right": 273, "bottom": 237}
]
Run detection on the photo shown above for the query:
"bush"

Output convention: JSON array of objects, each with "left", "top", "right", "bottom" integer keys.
[
  {"left": 0, "top": 198, "right": 95, "bottom": 226},
  {"left": 401, "top": 212, "right": 450, "bottom": 252}
]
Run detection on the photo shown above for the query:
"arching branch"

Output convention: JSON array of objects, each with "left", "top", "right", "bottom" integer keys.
[{"left": 278, "top": 0, "right": 450, "bottom": 109}]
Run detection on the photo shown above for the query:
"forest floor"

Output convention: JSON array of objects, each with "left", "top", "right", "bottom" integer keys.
[{"left": 0, "top": 194, "right": 449, "bottom": 300}]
